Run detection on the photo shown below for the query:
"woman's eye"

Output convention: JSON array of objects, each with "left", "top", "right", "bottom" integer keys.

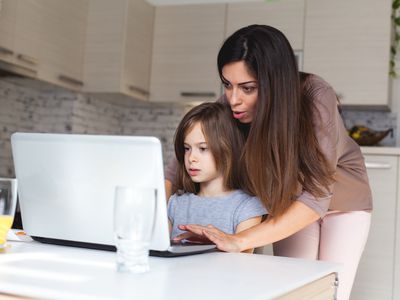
[
  {"left": 199, "top": 147, "right": 208, "bottom": 152},
  {"left": 184, "top": 146, "right": 190, "bottom": 152},
  {"left": 242, "top": 86, "right": 256, "bottom": 93},
  {"left": 222, "top": 82, "right": 231, "bottom": 89}
]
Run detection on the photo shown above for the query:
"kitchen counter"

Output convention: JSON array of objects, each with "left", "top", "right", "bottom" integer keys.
[
  {"left": 0, "top": 241, "right": 339, "bottom": 300},
  {"left": 361, "top": 146, "right": 400, "bottom": 155}
]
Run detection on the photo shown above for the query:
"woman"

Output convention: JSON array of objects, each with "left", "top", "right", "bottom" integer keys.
[{"left": 165, "top": 25, "right": 372, "bottom": 300}]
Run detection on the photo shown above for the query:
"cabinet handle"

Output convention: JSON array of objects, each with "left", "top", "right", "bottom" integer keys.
[
  {"left": 128, "top": 85, "right": 149, "bottom": 96},
  {"left": 16, "top": 54, "right": 38, "bottom": 66},
  {"left": 58, "top": 75, "right": 84, "bottom": 86},
  {"left": 180, "top": 92, "right": 216, "bottom": 97},
  {"left": 0, "top": 46, "right": 13, "bottom": 55},
  {"left": 365, "top": 162, "right": 392, "bottom": 169}
]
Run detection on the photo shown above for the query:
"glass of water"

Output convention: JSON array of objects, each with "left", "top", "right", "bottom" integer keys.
[
  {"left": 0, "top": 178, "right": 17, "bottom": 249},
  {"left": 114, "top": 186, "right": 157, "bottom": 273}
]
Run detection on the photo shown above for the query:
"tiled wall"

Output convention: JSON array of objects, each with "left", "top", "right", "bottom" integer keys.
[
  {"left": 0, "top": 78, "right": 191, "bottom": 178},
  {"left": 0, "top": 77, "right": 398, "bottom": 177}
]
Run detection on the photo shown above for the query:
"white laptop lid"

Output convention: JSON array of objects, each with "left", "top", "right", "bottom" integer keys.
[{"left": 11, "top": 133, "right": 170, "bottom": 251}]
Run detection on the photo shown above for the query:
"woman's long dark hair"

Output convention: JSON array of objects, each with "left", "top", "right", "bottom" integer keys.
[
  {"left": 173, "top": 102, "right": 246, "bottom": 195},
  {"left": 218, "top": 25, "right": 333, "bottom": 217}
]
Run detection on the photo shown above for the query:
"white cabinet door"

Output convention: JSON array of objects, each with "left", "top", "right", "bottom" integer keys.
[
  {"left": 395, "top": 159, "right": 400, "bottom": 300},
  {"left": 120, "top": 0, "right": 154, "bottom": 100},
  {"left": 0, "top": 0, "right": 17, "bottom": 64},
  {"left": 37, "top": 0, "right": 89, "bottom": 90},
  {"left": 226, "top": 0, "right": 305, "bottom": 51},
  {"left": 13, "top": 0, "right": 43, "bottom": 74},
  {"left": 150, "top": 4, "right": 225, "bottom": 103},
  {"left": 351, "top": 155, "right": 397, "bottom": 300},
  {"left": 303, "top": 0, "right": 392, "bottom": 106},
  {"left": 84, "top": 0, "right": 154, "bottom": 101}
]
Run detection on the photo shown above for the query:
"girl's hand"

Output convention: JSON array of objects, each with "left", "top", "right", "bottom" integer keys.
[
  {"left": 173, "top": 224, "right": 242, "bottom": 253},
  {"left": 172, "top": 225, "right": 213, "bottom": 245}
]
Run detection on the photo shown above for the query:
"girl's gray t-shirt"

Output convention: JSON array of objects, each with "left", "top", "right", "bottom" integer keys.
[{"left": 168, "top": 190, "right": 267, "bottom": 238}]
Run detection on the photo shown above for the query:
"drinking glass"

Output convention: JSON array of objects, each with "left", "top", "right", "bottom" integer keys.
[
  {"left": 0, "top": 178, "right": 17, "bottom": 249},
  {"left": 114, "top": 186, "right": 157, "bottom": 273}
]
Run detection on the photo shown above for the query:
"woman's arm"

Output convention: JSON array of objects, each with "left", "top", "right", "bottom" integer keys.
[
  {"left": 235, "top": 216, "right": 263, "bottom": 253},
  {"left": 234, "top": 201, "right": 319, "bottom": 250},
  {"left": 176, "top": 201, "right": 319, "bottom": 252},
  {"left": 164, "top": 157, "right": 179, "bottom": 202},
  {"left": 168, "top": 219, "right": 172, "bottom": 234},
  {"left": 165, "top": 179, "right": 173, "bottom": 202}
]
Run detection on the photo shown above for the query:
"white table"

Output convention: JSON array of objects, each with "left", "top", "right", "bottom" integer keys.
[{"left": 0, "top": 241, "right": 339, "bottom": 300}]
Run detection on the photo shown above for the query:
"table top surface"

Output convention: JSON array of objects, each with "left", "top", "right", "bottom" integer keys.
[{"left": 0, "top": 241, "right": 339, "bottom": 300}]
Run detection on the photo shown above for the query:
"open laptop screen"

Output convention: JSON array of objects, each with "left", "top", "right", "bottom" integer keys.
[{"left": 11, "top": 133, "right": 170, "bottom": 251}]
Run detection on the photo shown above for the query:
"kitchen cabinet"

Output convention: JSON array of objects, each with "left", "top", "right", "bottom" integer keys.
[
  {"left": 303, "top": 0, "right": 392, "bottom": 106},
  {"left": 37, "top": 0, "right": 88, "bottom": 90},
  {"left": 0, "top": 0, "right": 88, "bottom": 89},
  {"left": 83, "top": 0, "right": 154, "bottom": 101},
  {"left": 226, "top": 0, "right": 305, "bottom": 51},
  {"left": 12, "top": 0, "right": 43, "bottom": 74},
  {"left": 0, "top": 0, "right": 17, "bottom": 66},
  {"left": 396, "top": 164, "right": 400, "bottom": 300},
  {"left": 150, "top": 4, "right": 225, "bottom": 103},
  {"left": 351, "top": 153, "right": 398, "bottom": 299},
  {"left": 0, "top": 0, "right": 41, "bottom": 76}
]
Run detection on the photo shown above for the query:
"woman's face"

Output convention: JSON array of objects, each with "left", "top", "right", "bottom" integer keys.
[{"left": 222, "top": 61, "right": 258, "bottom": 123}]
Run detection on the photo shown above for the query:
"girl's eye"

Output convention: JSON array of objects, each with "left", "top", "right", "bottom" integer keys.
[
  {"left": 184, "top": 146, "right": 190, "bottom": 152},
  {"left": 199, "top": 147, "right": 208, "bottom": 152}
]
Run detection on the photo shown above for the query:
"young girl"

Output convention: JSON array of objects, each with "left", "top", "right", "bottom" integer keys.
[{"left": 168, "top": 102, "right": 266, "bottom": 252}]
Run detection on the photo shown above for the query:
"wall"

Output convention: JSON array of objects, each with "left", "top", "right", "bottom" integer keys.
[
  {"left": 341, "top": 109, "right": 396, "bottom": 147},
  {"left": 0, "top": 78, "right": 191, "bottom": 178},
  {"left": 0, "top": 75, "right": 398, "bottom": 178}
]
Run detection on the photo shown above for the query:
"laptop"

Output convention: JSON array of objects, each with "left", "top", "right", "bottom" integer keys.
[{"left": 11, "top": 132, "right": 216, "bottom": 257}]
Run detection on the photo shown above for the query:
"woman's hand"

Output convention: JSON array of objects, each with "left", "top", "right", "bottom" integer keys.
[{"left": 173, "top": 224, "right": 243, "bottom": 252}]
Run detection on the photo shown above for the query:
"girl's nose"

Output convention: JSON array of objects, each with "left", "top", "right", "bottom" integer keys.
[{"left": 188, "top": 151, "right": 197, "bottom": 162}]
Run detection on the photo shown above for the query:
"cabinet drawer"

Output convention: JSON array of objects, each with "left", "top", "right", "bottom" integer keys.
[{"left": 351, "top": 154, "right": 397, "bottom": 299}]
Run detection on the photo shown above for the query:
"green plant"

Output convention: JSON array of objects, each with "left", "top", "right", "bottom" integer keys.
[{"left": 391, "top": 0, "right": 400, "bottom": 77}]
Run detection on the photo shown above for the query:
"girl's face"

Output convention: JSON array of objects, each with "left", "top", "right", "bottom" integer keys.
[
  {"left": 222, "top": 61, "right": 258, "bottom": 123},
  {"left": 184, "top": 122, "right": 222, "bottom": 187}
]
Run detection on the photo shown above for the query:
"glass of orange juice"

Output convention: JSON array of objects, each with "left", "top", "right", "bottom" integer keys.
[{"left": 0, "top": 178, "right": 17, "bottom": 248}]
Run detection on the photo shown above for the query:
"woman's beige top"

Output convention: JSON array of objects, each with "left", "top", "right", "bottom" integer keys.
[
  {"left": 166, "top": 75, "right": 373, "bottom": 217},
  {"left": 297, "top": 75, "right": 372, "bottom": 216}
]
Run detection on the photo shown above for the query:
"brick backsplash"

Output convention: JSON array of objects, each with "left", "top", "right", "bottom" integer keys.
[
  {"left": 0, "top": 78, "right": 398, "bottom": 177},
  {"left": 0, "top": 78, "right": 191, "bottom": 177}
]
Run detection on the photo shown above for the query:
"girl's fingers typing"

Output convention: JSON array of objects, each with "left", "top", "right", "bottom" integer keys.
[{"left": 173, "top": 232, "right": 193, "bottom": 241}]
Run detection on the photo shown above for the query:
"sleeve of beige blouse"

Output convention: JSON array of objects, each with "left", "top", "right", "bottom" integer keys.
[
  {"left": 165, "top": 156, "right": 179, "bottom": 184},
  {"left": 296, "top": 79, "right": 341, "bottom": 217}
]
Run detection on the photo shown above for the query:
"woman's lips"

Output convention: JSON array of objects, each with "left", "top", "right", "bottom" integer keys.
[
  {"left": 188, "top": 169, "right": 200, "bottom": 176},
  {"left": 233, "top": 111, "right": 246, "bottom": 119}
]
